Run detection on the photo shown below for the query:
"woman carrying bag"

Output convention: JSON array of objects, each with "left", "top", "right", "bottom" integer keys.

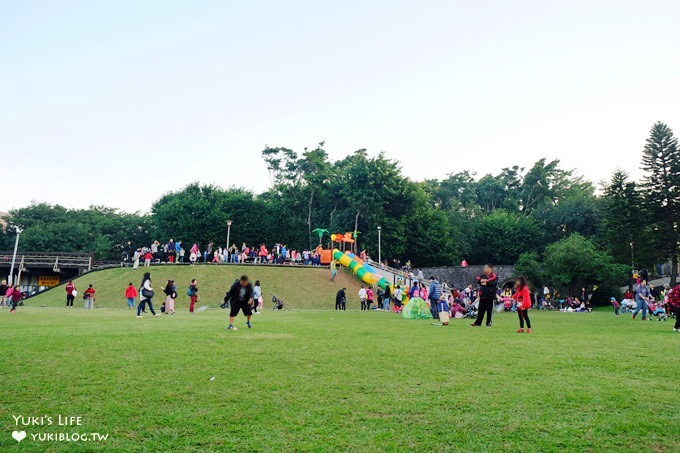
[{"left": 137, "top": 272, "right": 159, "bottom": 318}]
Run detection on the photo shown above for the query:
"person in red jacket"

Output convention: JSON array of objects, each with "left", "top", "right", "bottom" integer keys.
[
  {"left": 84, "top": 284, "right": 96, "bottom": 310},
  {"left": 667, "top": 284, "right": 680, "bottom": 332},
  {"left": 512, "top": 276, "right": 532, "bottom": 333},
  {"left": 124, "top": 282, "right": 138, "bottom": 309},
  {"left": 9, "top": 285, "right": 22, "bottom": 313}
]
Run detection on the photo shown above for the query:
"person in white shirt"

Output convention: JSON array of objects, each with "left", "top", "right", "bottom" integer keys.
[{"left": 358, "top": 286, "right": 367, "bottom": 311}]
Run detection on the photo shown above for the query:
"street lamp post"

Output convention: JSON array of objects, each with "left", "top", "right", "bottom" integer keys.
[
  {"left": 8, "top": 227, "right": 23, "bottom": 287},
  {"left": 226, "top": 220, "right": 233, "bottom": 261},
  {"left": 377, "top": 226, "right": 382, "bottom": 265},
  {"left": 629, "top": 242, "right": 635, "bottom": 291}
]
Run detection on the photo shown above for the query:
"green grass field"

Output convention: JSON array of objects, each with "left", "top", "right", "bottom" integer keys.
[
  {"left": 27, "top": 264, "right": 363, "bottom": 310},
  {"left": 2, "top": 293, "right": 679, "bottom": 451}
]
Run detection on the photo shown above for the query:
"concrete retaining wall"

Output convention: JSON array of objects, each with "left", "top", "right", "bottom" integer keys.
[{"left": 413, "top": 265, "right": 515, "bottom": 289}]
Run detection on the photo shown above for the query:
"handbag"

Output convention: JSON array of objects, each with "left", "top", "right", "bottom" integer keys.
[{"left": 141, "top": 288, "right": 154, "bottom": 299}]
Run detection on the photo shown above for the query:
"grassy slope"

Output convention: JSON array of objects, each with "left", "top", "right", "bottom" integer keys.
[
  {"left": 27, "top": 264, "right": 363, "bottom": 310},
  {"left": 1, "top": 308, "right": 678, "bottom": 452}
]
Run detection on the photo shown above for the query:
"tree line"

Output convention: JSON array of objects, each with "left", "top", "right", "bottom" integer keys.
[{"left": 2, "top": 122, "right": 678, "bottom": 292}]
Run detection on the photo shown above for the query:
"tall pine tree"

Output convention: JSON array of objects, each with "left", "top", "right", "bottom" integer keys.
[{"left": 641, "top": 122, "right": 680, "bottom": 285}]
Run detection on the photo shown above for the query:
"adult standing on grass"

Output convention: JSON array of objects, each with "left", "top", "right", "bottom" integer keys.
[
  {"left": 428, "top": 277, "right": 442, "bottom": 319},
  {"left": 252, "top": 280, "right": 262, "bottom": 314},
  {"left": 163, "top": 280, "right": 177, "bottom": 315},
  {"left": 188, "top": 279, "right": 199, "bottom": 313},
  {"left": 359, "top": 286, "right": 367, "bottom": 311},
  {"left": 122, "top": 241, "right": 132, "bottom": 267},
  {"left": 366, "top": 286, "right": 374, "bottom": 310},
  {"left": 632, "top": 279, "right": 651, "bottom": 320},
  {"left": 471, "top": 264, "right": 498, "bottom": 328},
  {"left": 666, "top": 284, "right": 680, "bottom": 332},
  {"left": 513, "top": 276, "right": 532, "bottom": 333},
  {"left": 65, "top": 280, "right": 76, "bottom": 308},
  {"left": 226, "top": 275, "right": 254, "bottom": 331},
  {"left": 137, "top": 272, "right": 159, "bottom": 318},
  {"left": 382, "top": 284, "right": 391, "bottom": 311},
  {"left": 84, "top": 284, "right": 96, "bottom": 309},
  {"left": 132, "top": 249, "right": 140, "bottom": 271},
  {"left": 9, "top": 285, "right": 22, "bottom": 313},
  {"left": 0, "top": 279, "right": 7, "bottom": 308},
  {"left": 125, "top": 282, "right": 137, "bottom": 309},
  {"left": 336, "top": 288, "right": 346, "bottom": 310}
]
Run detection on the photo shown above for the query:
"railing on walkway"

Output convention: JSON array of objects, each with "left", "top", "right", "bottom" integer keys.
[{"left": 0, "top": 251, "right": 92, "bottom": 271}]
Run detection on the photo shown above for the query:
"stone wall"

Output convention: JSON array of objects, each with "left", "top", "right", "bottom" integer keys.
[{"left": 413, "top": 265, "right": 515, "bottom": 289}]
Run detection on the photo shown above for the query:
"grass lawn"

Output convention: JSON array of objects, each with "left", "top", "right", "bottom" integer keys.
[
  {"left": 28, "top": 264, "right": 363, "bottom": 310},
  {"left": 1, "top": 305, "right": 678, "bottom": 452}
]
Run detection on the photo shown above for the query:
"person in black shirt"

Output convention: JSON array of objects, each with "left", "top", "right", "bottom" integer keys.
[
  {"left": 226, "top": 275, "right": 254, "bottom": 331},
  {"left": 471, "top": 264, "right": 498, "bottom": 328},
  {"left": 336, "top": 288, "right": 346, "bottom": 311}
]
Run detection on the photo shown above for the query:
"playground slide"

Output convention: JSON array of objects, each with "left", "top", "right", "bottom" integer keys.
[{"left": 332, "top": 249, "right": 391, "bottom": 290}]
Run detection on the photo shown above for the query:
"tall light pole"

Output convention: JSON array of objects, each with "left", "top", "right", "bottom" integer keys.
[
  {"left": 629, "top": 242, "right": 635, "bottom": 291},
  {"left": 226, "top": 220, "right": 233, "bottom": 259},
  {"left": 8, "top": 226, "right": 23, "bottom": 287},
  {"left": 377, "top": 226, "right": 382, "bottom": 265}
]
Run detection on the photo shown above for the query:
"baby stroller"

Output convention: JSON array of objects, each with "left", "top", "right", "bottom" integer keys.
[
  {"left": 620, "top": 299, "right": 636, "bottom": 314},
  {"left": 648, "top": 302, "right": 668, "bottom": 321},
  {"left": 271, "top": 294, "right": 288, "bottom": 311},
  {"left": 462, "top": 300, "right": 478, "bottom": 319}
]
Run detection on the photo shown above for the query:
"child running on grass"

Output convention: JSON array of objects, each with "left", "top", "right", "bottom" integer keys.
[
  {"left": 9, "top": 285, "right": 22, "bottom": 313},
  {"left": 512, "top": 276, "right": 532, "bottom": 333}
]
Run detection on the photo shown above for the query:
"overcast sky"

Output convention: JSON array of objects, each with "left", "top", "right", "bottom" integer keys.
[{"left": 2, "top": 0, "right": 679, "bottom": 213}]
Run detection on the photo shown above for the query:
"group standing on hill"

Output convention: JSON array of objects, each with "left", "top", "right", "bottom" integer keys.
[{"left": 121, "top": 239, "right": 327, "bottom": 268}]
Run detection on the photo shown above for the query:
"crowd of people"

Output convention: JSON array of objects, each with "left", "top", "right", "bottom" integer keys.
[
  {"left": 122, "top": 240, "right": 327, "bottom": 269},
  {"left": 336, "top": 263, "right": 680, "bottom": 333},
  {"left": 8, "top": 240, "right": 680, "bottom": 334},
  {"left": 610, "top": 277, "right": 680, "bottom": 329},
  {"left": 335, "top": 265, "right": 536, "bottom": 332},
  {"left": 0, "top": 279, "right": 23, "bottom": 313},
  {"left": 58, "top": 272, "right": 266, "bottom": 330}
]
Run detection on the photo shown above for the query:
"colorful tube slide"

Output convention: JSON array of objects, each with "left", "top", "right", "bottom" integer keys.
[{"left": 332, "top": 249, "right": 390, "bottom": 290}]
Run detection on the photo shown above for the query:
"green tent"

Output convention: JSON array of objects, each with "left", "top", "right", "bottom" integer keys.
[{"left": 401, "top": 297, "right": 432, "bottom": 319}]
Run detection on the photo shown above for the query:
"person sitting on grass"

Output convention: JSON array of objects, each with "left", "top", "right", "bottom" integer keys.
[{"left": 226, "top": 275, "right": 254, "bottom": 331}]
